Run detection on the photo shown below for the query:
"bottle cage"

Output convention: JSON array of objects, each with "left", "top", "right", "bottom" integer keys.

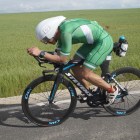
[{"left": 113, "top": 41, "right": 128, "bottom": 57}]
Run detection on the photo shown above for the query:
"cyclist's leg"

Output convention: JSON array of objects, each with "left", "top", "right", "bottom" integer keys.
[
  {"left": 81, "top": 35, "right": 113, "bottom": 85},
  {"left": 73, "top": 35, "right": 118, "bottom": 105},
  {"left": 71, "top": 56, "right": 90, "bottom": 90},
  {"left": 71, "top": 43, "right": 93, "bottom": 90},
  {"left": 72, "top": 56, "right": 111, "bottom": 90},
  {"left": 72, "top": 41, "right": 112, "bottom": 91},
  {"left": 73, "top": 35, "right": 113, "bottom": 89},
  {"left": 79, "top": 66, "right": 111, "bottom": 90}
]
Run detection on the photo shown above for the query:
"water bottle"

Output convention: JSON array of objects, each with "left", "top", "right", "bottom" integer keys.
[
  {"left": 119, "top": 36, "right": 125, "bottom": 44},
  {"left": 118, "top": 36, "right": 128, "bottom": 57}
]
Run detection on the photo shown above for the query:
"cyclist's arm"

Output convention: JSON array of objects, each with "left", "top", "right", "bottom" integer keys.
[
  {"left": 27, "top": 47, "right": 68, "bottom": 63},
  {"left": 27, "top": 32, "right": 71, "bottom": 63},
  {"left": 43, "top": 51, "right": 68, "bottom": 63},
  {"left": 44, "top": 33, "right": 72, "bottom": 63},
  {"left": 47, "top": 32, "right": 72, "bottom": 63}
]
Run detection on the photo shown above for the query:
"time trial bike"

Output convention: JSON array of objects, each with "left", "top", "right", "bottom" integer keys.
[{"left": 22, "top": 46, "right": 140, "bottom": 127}]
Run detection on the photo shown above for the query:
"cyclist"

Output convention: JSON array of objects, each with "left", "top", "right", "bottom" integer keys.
[{"left": 27, "top": 16, "right": 118, "bottom": 106}]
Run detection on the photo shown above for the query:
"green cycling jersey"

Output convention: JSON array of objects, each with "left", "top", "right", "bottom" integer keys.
[{"left": 56, "top": 18, "right": 113, "bottom": 70}]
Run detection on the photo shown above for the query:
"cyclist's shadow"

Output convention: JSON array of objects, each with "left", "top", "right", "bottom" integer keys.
[
  {"left": 0, "top": 104, "right": 112, "bottom": 128},
  {"left": 0, "top": 104, "right": 36, "bottom": 128},
  {"left": 71, "top": 105, "right": 112, "bottom": 120}
]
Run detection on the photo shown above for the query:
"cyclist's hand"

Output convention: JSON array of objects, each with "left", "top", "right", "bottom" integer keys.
[{"left": 27, "top": 47, "right": 41, "bottom": 56}]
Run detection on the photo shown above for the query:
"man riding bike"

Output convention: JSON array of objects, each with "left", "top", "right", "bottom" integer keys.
[{"left": 27, "top": 16, "right": 118, "bottom": 106}]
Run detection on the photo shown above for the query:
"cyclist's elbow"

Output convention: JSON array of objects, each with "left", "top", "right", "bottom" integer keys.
[{"left": 59, "top": 55, "right": 68, "bottom": 64}]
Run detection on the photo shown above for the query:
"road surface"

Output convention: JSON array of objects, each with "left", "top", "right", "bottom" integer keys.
[{"left": 0, "top": 95, "right": 140, "bottom": 140}]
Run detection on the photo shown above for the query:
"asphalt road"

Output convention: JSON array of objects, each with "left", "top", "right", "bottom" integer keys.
[{"left": 0, "top": 101, "right": 140, "bottom": 140}]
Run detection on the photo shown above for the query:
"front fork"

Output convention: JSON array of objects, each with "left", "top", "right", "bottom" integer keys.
[{"left": 48, "top": 73, "right": 64, "bottom": 103}]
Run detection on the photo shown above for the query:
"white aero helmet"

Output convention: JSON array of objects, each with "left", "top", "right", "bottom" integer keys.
[{"left": 36, "top": 16, "right": 66, "bottom": 43}]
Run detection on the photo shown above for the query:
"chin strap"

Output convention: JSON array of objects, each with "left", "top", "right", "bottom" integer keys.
[
  {"left": 107, "top": 85, "right": 114, "bottom": 93},
  {"left": 52, "top": 36, "right": 57, "bottom": 42}
]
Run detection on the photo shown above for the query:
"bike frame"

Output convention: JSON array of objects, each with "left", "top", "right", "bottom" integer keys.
[
  {"left": 34, "top": 56, "right": 126, "bottom": 103},
  {"left": 48, "top": 59, "right": 110, "bottom": 102},
  {"left": 64, "top": 72, "right": 93, "bottom": 96}
]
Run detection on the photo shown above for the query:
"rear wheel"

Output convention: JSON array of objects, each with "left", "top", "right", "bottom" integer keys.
[
  {"left": 22, "top": 74, "right": 77, "bottom": 126},
  {"left": 104, "top": 67, "right": 140, "bottom": 115}
]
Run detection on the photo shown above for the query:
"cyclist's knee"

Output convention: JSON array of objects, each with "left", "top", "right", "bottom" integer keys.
[
  {"left": 80, "top": 66, "right": 93, "bottom": 80},
  {"left": 80, "top": 70, "right": 91, "bottom": 80}
]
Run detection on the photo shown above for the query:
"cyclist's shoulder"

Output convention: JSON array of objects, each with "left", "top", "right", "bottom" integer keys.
[
  {"left": 61, "top": 18, "right": 90, "bottom": 25},
  {"left": 59, "top": 18, "right": 92, "bottom": 33}
]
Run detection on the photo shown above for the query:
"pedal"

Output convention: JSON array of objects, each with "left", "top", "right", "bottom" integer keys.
[
  {"left": 77, "top": 95, "right": 87, "bottom": 103},
  {"left": 79, "top": 99, "right": 87, "bottom": 103}
]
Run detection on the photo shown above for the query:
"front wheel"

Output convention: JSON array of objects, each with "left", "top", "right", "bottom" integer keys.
[
  {"left": 22, "top": 74, "right": 77, "bottom": 127},
  {"left": 104, "top": 67, "right": 140, "bottom": 116}
]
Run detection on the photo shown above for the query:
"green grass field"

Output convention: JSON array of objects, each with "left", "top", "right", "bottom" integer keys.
[{"left": 0, "top": 8, "right": 140, "bottom": 98}]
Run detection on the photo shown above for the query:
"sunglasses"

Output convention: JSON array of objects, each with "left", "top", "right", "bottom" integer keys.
[
  {"left": 41, "top": 37, "right": 57, "bottom": 44},
  {"left": 41, "top": 37, "right": 49, "bottom": 44}
]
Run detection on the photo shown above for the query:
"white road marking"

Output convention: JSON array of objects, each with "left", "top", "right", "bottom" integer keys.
[{"left": 0, "top": 99, "right": 71, "bottom": 112}]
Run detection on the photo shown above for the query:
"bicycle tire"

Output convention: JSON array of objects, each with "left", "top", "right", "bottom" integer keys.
[
  {"left": 104, "top": 67, "right": 140, "bottom": 116},
  {"left": 22, "top": 74, "right": 77, "bottom": 127}
]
